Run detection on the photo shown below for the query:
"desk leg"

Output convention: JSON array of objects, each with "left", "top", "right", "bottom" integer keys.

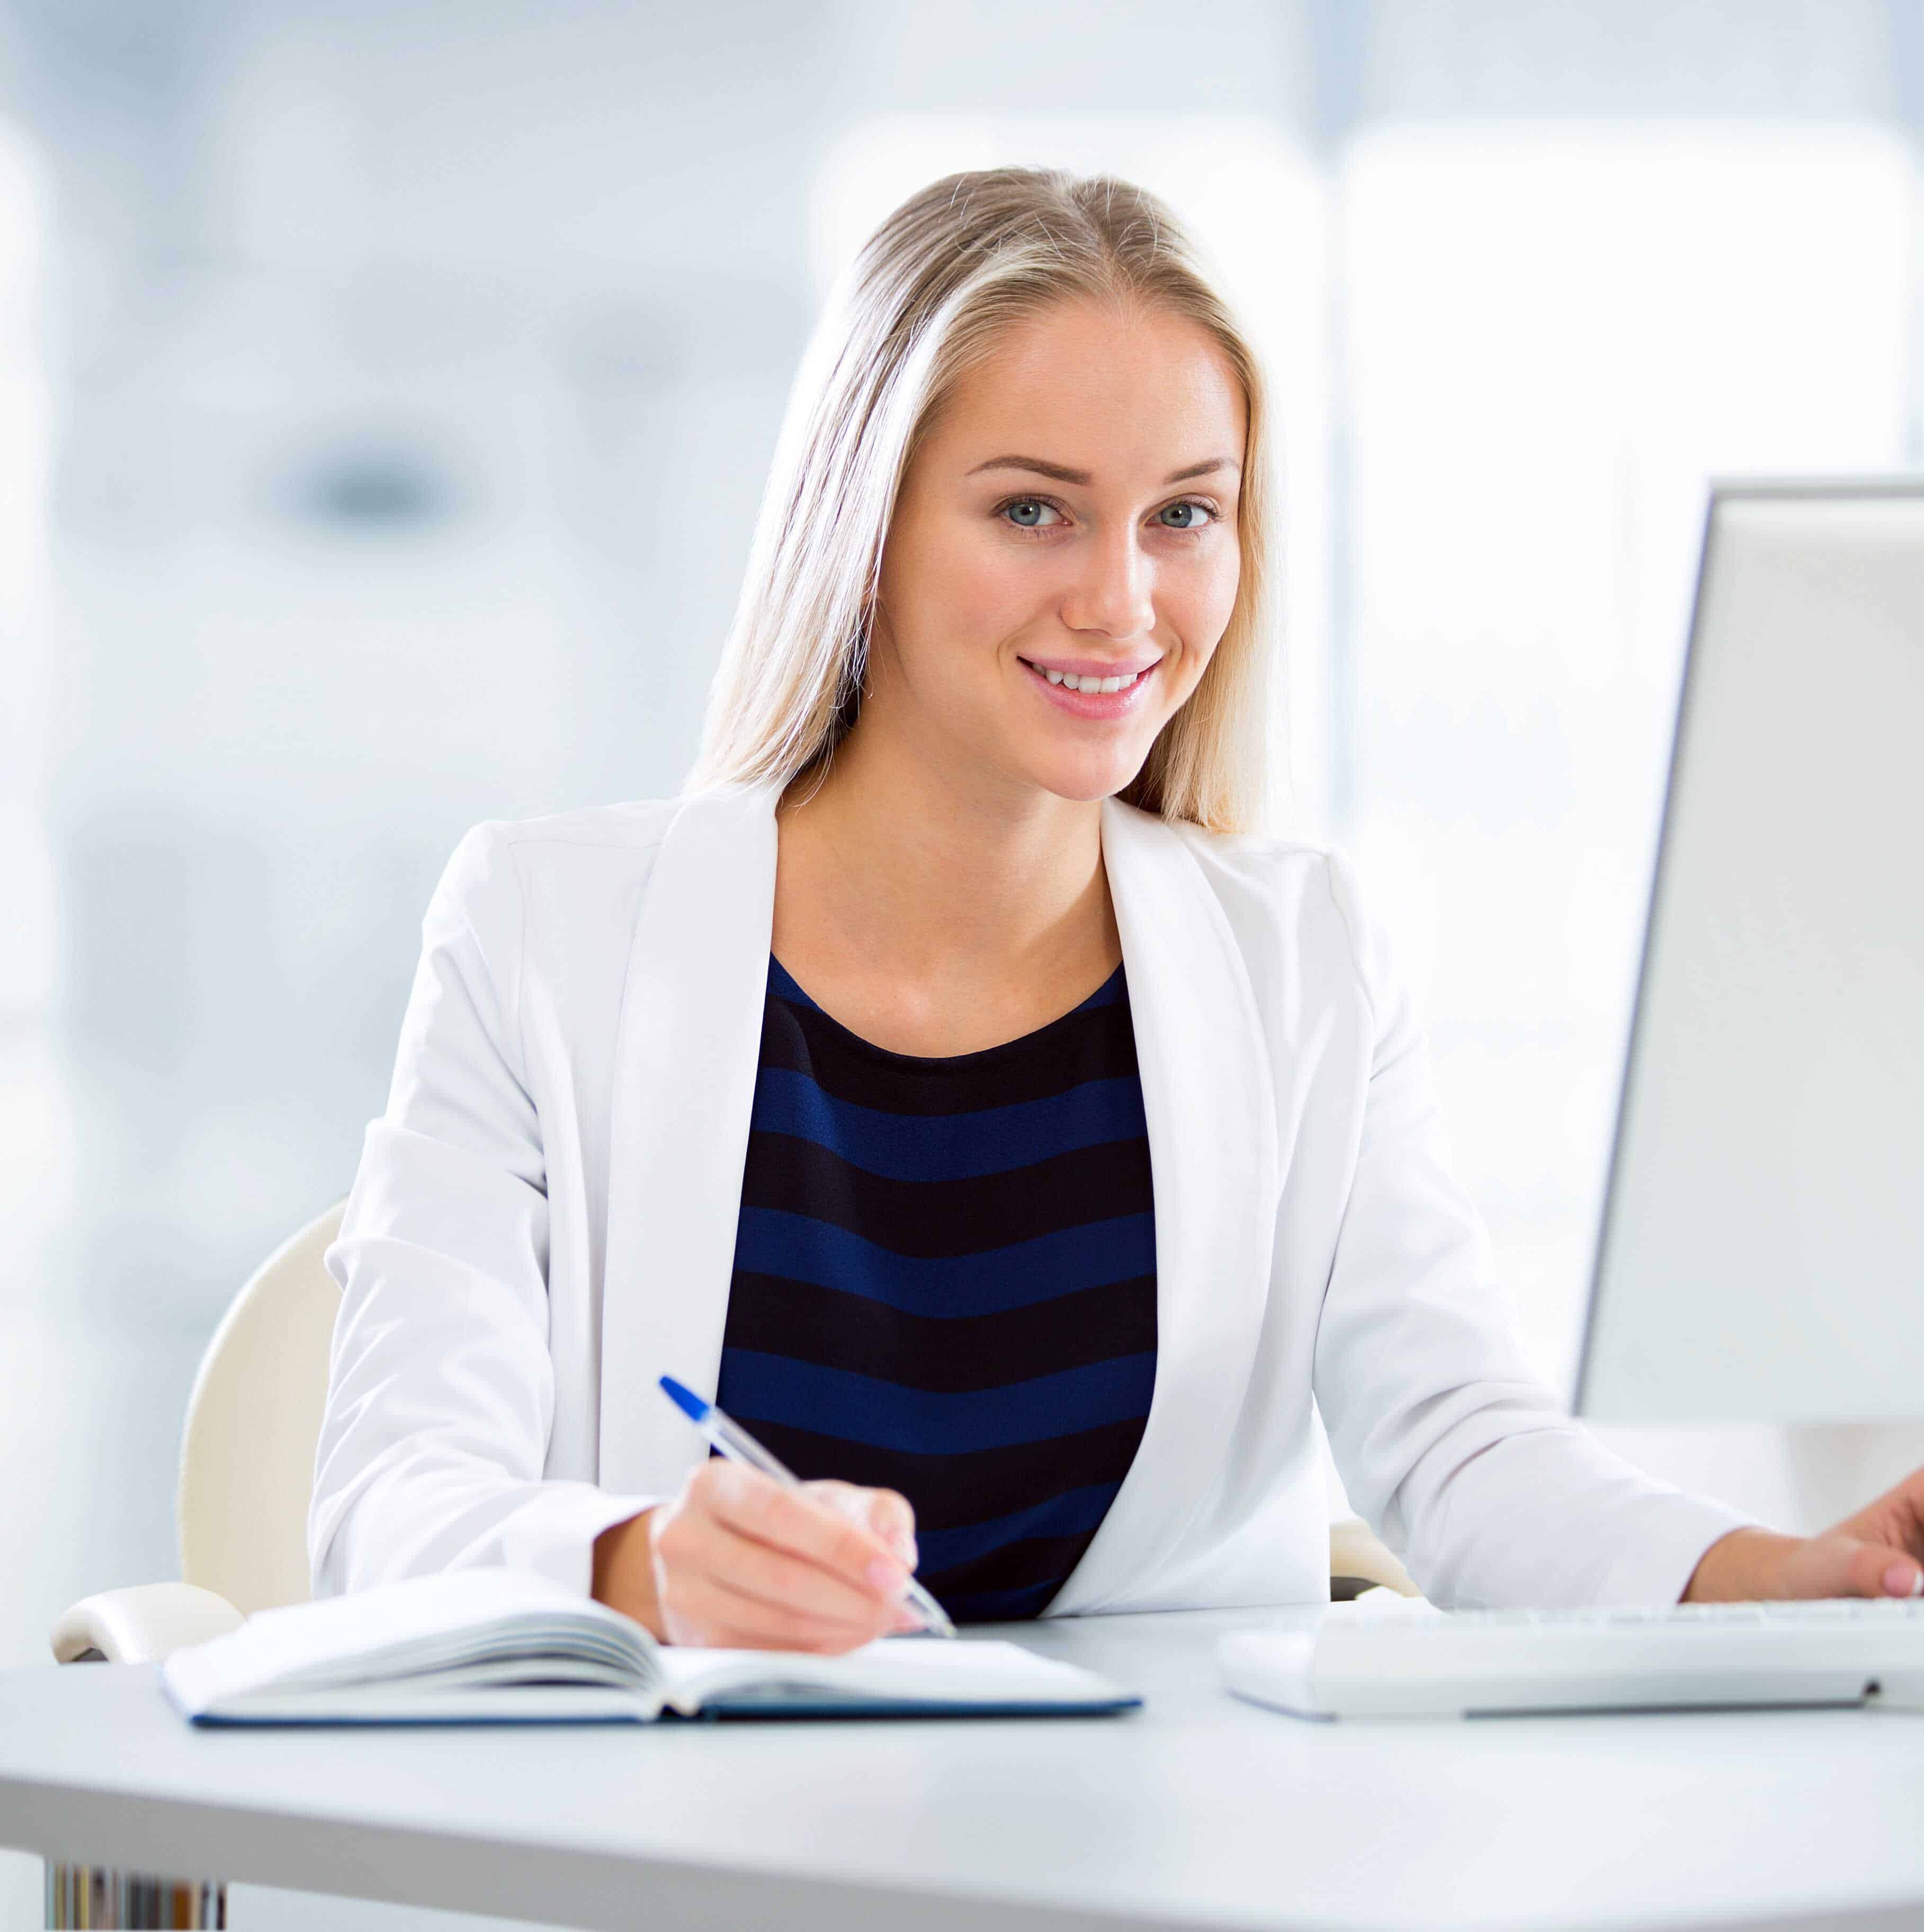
[{"left": 44, "top": 1862, "right": 226, "bottom": 1928}]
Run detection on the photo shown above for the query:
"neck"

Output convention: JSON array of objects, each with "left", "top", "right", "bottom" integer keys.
[{"left": 775, "top": 712, "right": 1112, "bottom": 987}]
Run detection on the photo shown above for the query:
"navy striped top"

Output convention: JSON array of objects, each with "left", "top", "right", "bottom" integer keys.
[{"left": 715, "top": 954, "right": 1159, "bottom": 1622}]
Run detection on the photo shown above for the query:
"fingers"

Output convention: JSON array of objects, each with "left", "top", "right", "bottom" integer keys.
[
  {"left": 671, "top": 1573, "right": 889, "bottom": 1654},
  {"left": 704, "top": 1465, "right": 909, "bottom": 1591},
  {"left": 808, "top": 1479, "right": 918, "bottom": 1569},
  {"left": 1791, "top": 1536, "right": 1924, "bottom": 1600},
  {"left": 1851, "top": 1543, "right": 1924, "bottom": 1599},
  {"left": 867, "top": 1489, "right": 919, "bottom": 1568},
  {"left": 648, "top": 1462, "right": 915, "bottom": 1651},
  {"left": 695, "top": 1508, "right": 902, "bottom": 1627},
  {"left": 1685, "top": 1526, "right": 1924, "bottom": 1604}
]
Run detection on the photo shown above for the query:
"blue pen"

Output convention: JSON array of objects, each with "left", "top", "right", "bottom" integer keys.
[{"left": 658, "top": 1375, "right": 958, "bottom": 1640}]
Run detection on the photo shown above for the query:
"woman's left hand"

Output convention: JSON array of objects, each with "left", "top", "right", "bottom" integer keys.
[{"left": 1684, "top": 1466, "right": 1924, "bottom": 1601}]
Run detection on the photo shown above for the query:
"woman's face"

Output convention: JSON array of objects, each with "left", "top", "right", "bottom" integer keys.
[{"left": 867, "top": 298, "right": 1247, "bottom": 807}]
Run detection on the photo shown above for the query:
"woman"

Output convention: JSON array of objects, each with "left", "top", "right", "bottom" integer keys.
[{"left": 309, "top": 167, "right": 1924, "bottom": 1653}]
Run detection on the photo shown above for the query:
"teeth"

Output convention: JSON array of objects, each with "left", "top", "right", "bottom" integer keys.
[{"left": 1031, "top": 664, "right": 1149, "bottom": 693}]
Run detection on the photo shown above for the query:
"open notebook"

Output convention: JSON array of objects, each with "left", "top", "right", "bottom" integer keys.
[{"left": 159, "top": 1570, "right": 1140, "bottom": 1725}]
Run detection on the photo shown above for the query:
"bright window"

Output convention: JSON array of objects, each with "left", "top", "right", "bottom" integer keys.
[{"left": 1343, "top": 127, "right": 1916, "bottom": 1385}]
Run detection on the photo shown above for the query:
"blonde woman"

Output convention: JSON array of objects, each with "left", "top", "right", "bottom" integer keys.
[{"left": 309, "top": 167, "right": 1924, "bottom": 1652}]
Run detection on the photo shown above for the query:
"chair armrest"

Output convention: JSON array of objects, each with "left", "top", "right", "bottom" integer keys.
[
  {"left": 1330, "top": 1517, "right": 1422, "bottom": 1599},
  {"left": 50, "top": 1582, "right": 245, "bottom": 1664}
]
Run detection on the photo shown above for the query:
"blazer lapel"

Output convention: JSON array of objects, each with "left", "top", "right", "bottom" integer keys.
[
  {"left": 1046, "top": 799, "right": 1282, "bottom": 1613},
  {"left": 598, "top": 781, "right": 781, "bottom": 1497}
]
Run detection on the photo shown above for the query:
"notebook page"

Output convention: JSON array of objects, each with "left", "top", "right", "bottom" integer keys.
[
  {"left": 163, "top": 1570, "right": 658, "bottom": 1714},
  {"left": 654, "top": 1637, "right": 1130, "bottom": 1713}
]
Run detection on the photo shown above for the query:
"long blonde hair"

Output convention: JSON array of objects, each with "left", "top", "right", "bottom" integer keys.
[{"left": 688, "top": 166, "right": 1275, "bottom": 834}]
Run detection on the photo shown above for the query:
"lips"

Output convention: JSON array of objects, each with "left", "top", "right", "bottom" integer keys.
[{"left": 1018, "top": 655, "right": 1160, "bottom": 717}]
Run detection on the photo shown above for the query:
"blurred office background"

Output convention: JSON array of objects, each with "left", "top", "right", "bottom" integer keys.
[{"left": 2, "top": 1, "right": 1922, "bottom": 1922}]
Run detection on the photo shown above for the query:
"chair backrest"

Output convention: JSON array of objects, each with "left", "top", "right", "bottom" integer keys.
[{"left": 178, "top": 1200, "right": 345, "bottom": 1615}]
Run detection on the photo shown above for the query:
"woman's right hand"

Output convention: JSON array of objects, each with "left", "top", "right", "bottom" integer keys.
[{"left": 592, "top": 1460, "right": 923, "bottom": 1652}]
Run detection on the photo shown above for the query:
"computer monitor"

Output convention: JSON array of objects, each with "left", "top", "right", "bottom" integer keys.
[{"left": 1577, "top": 480, "right": 1924, "bottom": 1425}]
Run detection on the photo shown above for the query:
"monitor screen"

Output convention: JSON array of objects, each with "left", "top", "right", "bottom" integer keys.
[{"left": 1578, "top": 481, "right": 1924, "bottom": 1424}]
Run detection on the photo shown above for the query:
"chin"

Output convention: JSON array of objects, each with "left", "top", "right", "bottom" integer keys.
[{"left": 1024, "top": 745, "right": 1153, "bottom": 807}]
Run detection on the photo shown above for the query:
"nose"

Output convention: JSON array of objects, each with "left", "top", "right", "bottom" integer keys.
[{"left": 1060, "top": 523, "right": 1155, "bottom": 643}]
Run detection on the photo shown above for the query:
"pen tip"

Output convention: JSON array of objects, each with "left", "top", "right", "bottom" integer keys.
[{"left": 658, "top": 1375, "right": 710, "bottom": 1422}]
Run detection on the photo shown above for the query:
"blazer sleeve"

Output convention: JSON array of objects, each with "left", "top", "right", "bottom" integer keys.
[
  {"left": 1310, "top": 849, "right": 1758, "bottom": 1608},
  {"left": 307, "top": 822, "right": 658, "bottom": 1600}
]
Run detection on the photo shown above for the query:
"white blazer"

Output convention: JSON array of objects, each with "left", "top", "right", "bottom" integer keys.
[{"left": 308, "top": 781, "right": 1747, "bottom": 1614}]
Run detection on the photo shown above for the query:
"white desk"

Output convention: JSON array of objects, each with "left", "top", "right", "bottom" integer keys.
[{"left": 5, "top": 1606, "right": 1924, "bottom": 1932}]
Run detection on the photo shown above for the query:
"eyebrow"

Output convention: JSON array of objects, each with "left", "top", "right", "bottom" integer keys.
[{"left": 965, "top": 454, "right": 1241, "bottom": 487}]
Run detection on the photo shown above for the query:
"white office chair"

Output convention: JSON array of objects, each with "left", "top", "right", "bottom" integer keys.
[
  {"left": 51, "top": 1201, "right": 345, "bottom": 1669},
  {"left": 42, "top": 1198, "right": 1417, "bottom": 1922}
]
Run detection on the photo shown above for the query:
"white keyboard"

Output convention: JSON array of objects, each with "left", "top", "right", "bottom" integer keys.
[{"left": 1219, "top": 1598, "right": 1924, "bottom": 1720}]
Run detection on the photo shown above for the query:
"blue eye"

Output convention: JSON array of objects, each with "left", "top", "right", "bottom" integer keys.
[
  {"left": 1001, "top": 498, "right": 1063, "bottom": 530},
  {"left": 1157, "top": 500, "right": 1216, "bottom": 530}
]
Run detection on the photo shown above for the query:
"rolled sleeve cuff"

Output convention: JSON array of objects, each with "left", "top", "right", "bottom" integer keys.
[
  {"left": 1594, "top": 1492, "right": 1762, "bottom": 1606},
  {"left": 502, "top": 1483, "right": 661, "bottom": 1598}
]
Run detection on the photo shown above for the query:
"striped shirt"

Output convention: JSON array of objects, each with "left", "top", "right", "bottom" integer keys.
[{"left": 715, "top": 954, "right": 1159, "bottom": 1623}]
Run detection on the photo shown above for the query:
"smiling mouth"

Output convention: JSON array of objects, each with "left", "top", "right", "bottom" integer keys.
[{"left": 1017, "top": 657, "right": 1160, "bottom": 694}]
